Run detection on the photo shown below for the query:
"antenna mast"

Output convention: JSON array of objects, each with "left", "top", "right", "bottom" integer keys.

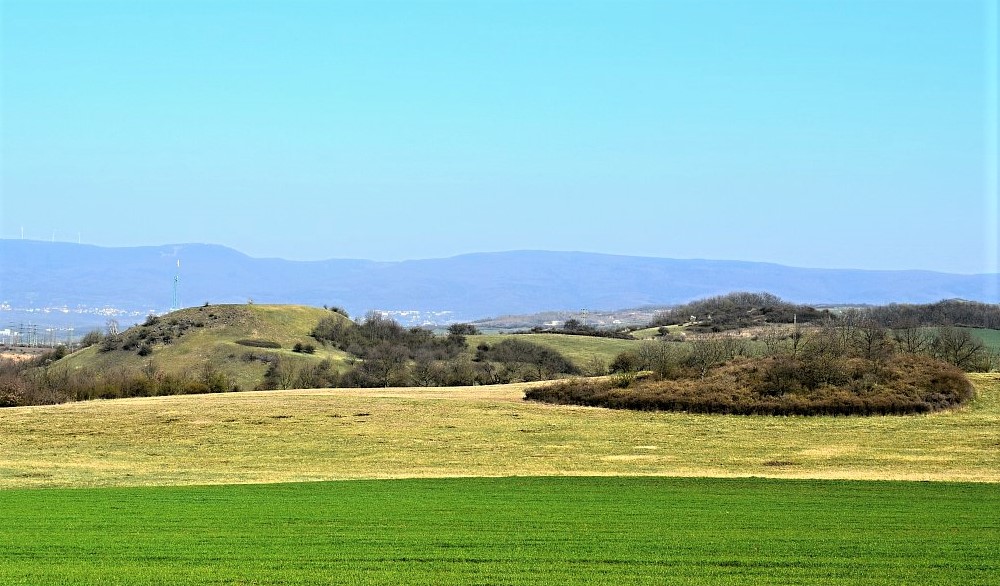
[{"left": 171, "top": 260, "right": 181, "bottom": 311}]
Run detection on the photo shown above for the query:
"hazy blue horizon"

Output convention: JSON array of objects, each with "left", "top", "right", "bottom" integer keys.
[
  {"left": 5, "top": 236, "right": 1000, "bottom": 278},
  {"left": 2, "top": 0, "right": 997, "bottom": 274}
]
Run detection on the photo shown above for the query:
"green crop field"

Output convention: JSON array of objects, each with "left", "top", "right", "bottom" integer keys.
[
  {"left": 967, "top": 327, "right": 1000, "bottom": 351},
  {"left": 2, "top": 476, "right": 997, "bottom": 585},
  {"left": 630, "top": 324, "right": 686, "bottom": 339},
  {"left": 4, "top": 350, "right": 998, "bottom": 584}
]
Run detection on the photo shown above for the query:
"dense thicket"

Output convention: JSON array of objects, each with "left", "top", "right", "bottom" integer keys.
[
  {"left": 311, "top": 312, "right": 473, "bottom": 387},
  {"left": 0, "top": 349, "right": 241, "bottom": 406},
  {"left": 650, "top": 292, "right": 829, "bottom": 332},
  {"left": 649, "top": 294, "right": 1000, "bottom": 333},
  {"left": 308, "top": 313, "right": 581, "bottom": 387},
  {"left": 522, "top": 319, "right": 635, "bottom": 340},
  {"left": 526, "top": 354, "right": 972, "bottom": 415},
  {"left": 528, "top": 309, "right": 988, "bottom": 415},
  {"left": 312, "top": 312, "right": 467, "bottom": 361},
  {"left": 473, "top": 338, "right": 580, "bottom": 381},
  {"left": 865, "top": 300, "right": 1000, "bottom": 330}
]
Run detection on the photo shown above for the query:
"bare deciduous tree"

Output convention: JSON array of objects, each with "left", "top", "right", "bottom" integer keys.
[
  {"left": 893, "top": 319, "right": 931, "bottom": 354},
  {"left": 932, "top": 327, "right": 987, "bottom": 370},
  {"left": 688, "top": 338, "right": 727, "bottom": 379}
]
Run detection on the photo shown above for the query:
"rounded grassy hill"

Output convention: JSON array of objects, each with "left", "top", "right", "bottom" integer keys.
[{"left": 55, "top": 304, "right": 352, "bottom": 394}]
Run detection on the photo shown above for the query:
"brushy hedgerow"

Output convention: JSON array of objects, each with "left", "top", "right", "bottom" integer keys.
[{"left": 525, "top": 354, "right": 974, "bottom": 416}]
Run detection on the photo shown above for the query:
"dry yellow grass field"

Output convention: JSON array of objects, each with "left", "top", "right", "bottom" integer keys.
[{"left": 1, "top": 374, "right": 997, "bottom": 488}]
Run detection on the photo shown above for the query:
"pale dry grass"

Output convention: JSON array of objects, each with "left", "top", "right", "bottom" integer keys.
[
  {"left": 0, "top": 350, "right": 46, "bottom": 362},
  {"left": 1, "top": 375, "right": 998, "bottom": 488}
]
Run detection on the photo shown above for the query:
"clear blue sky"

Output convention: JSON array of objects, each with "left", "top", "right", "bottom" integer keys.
[{"left": 1, "top": 0, "right": 997, "bottom": 274}]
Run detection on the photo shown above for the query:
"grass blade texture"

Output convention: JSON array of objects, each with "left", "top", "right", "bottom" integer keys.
[{"left": 2, "top": 476, "right": 997, "bottom": 585}]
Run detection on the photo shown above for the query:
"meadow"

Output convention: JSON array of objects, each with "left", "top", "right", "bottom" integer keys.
[
  {"left": 2, "top": 476, "right": 997, "bottom": 585},
  {"left": 967, "top": 326, "right": 1000, "bottom": 350},
  {"left": 2, "top": 374, "right": 998, "bottom": 487},
  {"left": 3, "top": 366, "right": 997, "bottom": 584}
]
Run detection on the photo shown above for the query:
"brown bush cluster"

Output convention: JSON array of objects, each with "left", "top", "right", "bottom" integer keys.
[
  {"left": 594, "top": 300, "right": 994, "bottom": 416},
  {"left": 0, "top": 355, "right": 241, "bottom": 406},
  {"left": 526, "top": 354, "right": 973, "bottom": 416}
]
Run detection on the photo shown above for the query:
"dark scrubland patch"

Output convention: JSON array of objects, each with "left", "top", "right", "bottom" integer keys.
[
  {"left": 98, "top": 305, "right": 258, "bottom": 354},
  {"left": 519, "top": 318, "right": 636, "bottom": 339},
  {"left": 542, "top": 297, "right": 994, "bottom": 415},
  {"left": 866, "top": 299, "right": 1000, "bottom": 330},
  {"left": 0, "top": 477, "right": 997, "bottom": 585},
  {"left": 313, "top": 312, "right": 578, "bottom": 387},
  {"left": 474, "top": 338, "right": 580, "bottom": 378},
  {"left": 234, "top": 339, "right": 282, "bottom": 349},
  {"left": 312, "top": 311, "right": 466, "bottom": 360},
  {"left": 649, "top": 293, "right": 1000, "bottom": 334},
  {"left": 527, "top": 354, "right": 974, "bottom": 416},
  {"left": 650, "top": 291, "right": 830, "bottom": 332}
]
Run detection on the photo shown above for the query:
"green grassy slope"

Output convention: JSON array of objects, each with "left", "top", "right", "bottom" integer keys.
[
  {"left": 467, "top": 333, "right": 640, "bottom": 369},
  {"left": 967, "top": 327, "right": 1000, "bottom": 351},
  {"left": 909, "top": 327, "right": 1000, "bottom": 352},
  {"left": 631, "top": 324, "right": 685, "bottom": 339},
  {"left": 1, "top": 477, "right": 997, "bottom": 585},
  {"left": 55, "top": 304, "right": 352, "bottom": 390}
]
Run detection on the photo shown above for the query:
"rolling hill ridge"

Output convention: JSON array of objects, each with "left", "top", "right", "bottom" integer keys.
[{"left": 3, "top": 240, "right": 997, "bottom": 321}]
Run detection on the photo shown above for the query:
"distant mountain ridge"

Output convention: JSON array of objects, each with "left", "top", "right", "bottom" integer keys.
[{"left": 2, "top": 240, "right": 997, "bottom": 321}]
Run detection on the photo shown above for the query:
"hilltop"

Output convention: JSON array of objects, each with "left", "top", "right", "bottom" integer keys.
[{"left": 53, "top": 304, "right": 351, "bottom": 393}]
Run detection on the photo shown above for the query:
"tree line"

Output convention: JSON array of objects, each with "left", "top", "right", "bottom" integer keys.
[
  {"left": 649, "top": 292, "right": 830, "bottom": 332},
  {"left": 648, "top": 292, "right": 1000, "bottom": 334},
  {"left": 309, "top": 311, "right": 579, "bottom": 388},
  {"left": 862, "top": 300, "right": 1000, "bottom": 330},
  {"left": 520, "top": 319, "right": 635, "bottom": 340}
]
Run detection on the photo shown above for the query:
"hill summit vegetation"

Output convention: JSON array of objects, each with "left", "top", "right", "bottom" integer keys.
[
  {"left": 649, "top": 291, "right": 830, "bottom": 332},
  {"left": 1, "top": 304, "right": 349, "bottom": 405},
  {"left": 526, "top": 292, "right": 994, "bottom": 416},
  {"left": 0, "top": 304, "right": 582, "bottom": 406}
]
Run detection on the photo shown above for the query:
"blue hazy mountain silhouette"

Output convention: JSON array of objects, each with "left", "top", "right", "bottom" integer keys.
[{"left": 3, "top": 240, "right": 997, "bottom": 320}]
